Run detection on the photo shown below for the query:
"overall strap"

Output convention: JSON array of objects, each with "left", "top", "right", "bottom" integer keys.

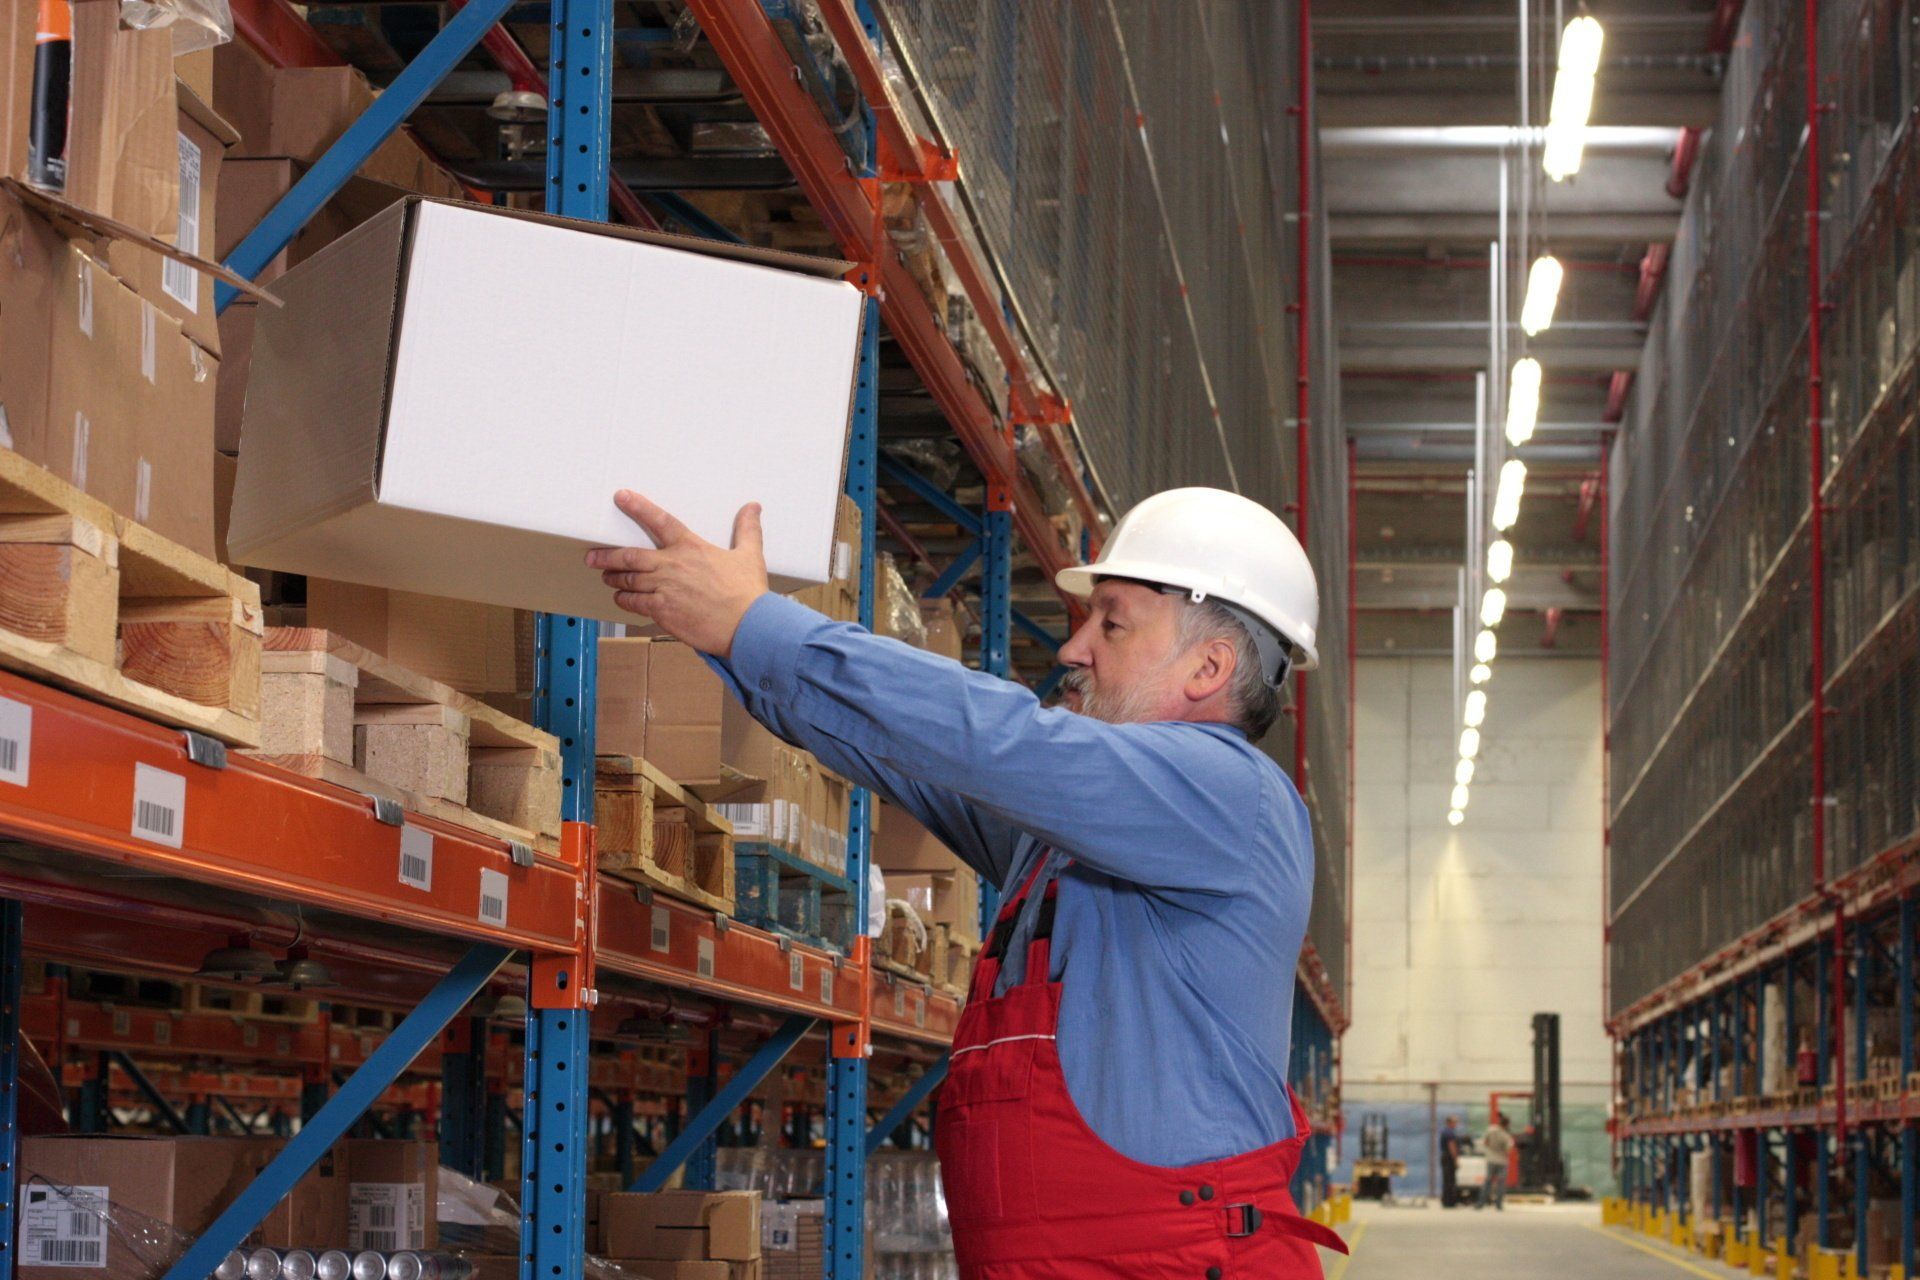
[{"left": 969, "top": 853, "right": 1050, "bottom": 999}]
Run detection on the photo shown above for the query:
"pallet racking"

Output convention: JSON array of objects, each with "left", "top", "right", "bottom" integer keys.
[
  {"left": 1608, "top": 1, "right": 1920, "bottom": 1273},
  {"left": 0, "top": 2, "right": 1349, "bottom": 1278}
]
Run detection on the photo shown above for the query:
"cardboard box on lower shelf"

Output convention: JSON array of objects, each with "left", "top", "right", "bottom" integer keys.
[
  {"left": 759, "top": 1201, "right": 824, "bottom": 1280},
  {"left": 307, "top": 579, "right": 535, "bottom": 703},
  {"left": 344, "top": 1139, "right": 439, "bottom": 1250},
  {"left": 886, "top": 870, "right": 980, "bottom": 948},
  {"left": 602, "top": 1191, "right": 761, "bottom": 1270},
  {"left": 597, "top": 637, "right": 731, "bottom": 789}
]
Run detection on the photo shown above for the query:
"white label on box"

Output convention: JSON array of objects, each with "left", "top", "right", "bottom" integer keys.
[
  {"left": 131, "top": 763, "right": 185, "bottom": 847},
  {"left": 0, "top": 402, "right": 13, "bottom": 448},
  {"left": 139, "top": 303, "right": 156, "bottom": 384},
  {"left": 111, "top": 1011, "right": 129, "bottom": 1036},
  {"left": 162, "top": 132, "right": 202, "bottom": 311},
  {"left": 20, "top": 1183, "right": 108, "bottom": 1267},
  {"left": 819, "top": 966, "right": 833, "bottom": 1006},
  {"left": 697, "top": 935, "right": 714, "bottom": 978},
  {"left": 152, "top": 1018, "right": 171, "bottom": 1045},
  {"left": 716, "top": 803, "right": 769, "bottom": 839},
  {"left": 71, "top": 413, "right": 88, "bottom": 490},
  {"left": 832, "top": 540, "right": 852, "bottom": 582},
  {"left": 349, "top": 1182, "right": 425, "bottom": 1251},
  {"left": 763, "top": 1203, "right": 799, "bottom": 1251},
  {"left": 789, "top": 951, "right": 805, "bottom": 991},
  {"left": 478, "top": 867, "right": 508, "bottom": 925},
  {"left": 893, "top": 985, "right": 905, "bottom": 1017},
  {"left": 0, "top": 696, "right": 32, "bottom": 786},
  {"left": 914, "top": 990, "right": 926, "bottom": 1028},
  {"left": 399, "top": 825, "right": 434, "bottom": 891},
  {"left": 133, "top": 459, "right": 151, "bottom": 524},
  {"left": 650, "top": 904, "right": 670, "bottom": 952},
  {"left": 75, "top": 260, "right": 92, "bottom": 337}
]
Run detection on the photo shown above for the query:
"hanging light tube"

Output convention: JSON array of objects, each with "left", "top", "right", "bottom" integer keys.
[
  {"left": 1456, "top": 758, "right": 1476, "bottom": 786},
  {"left": 1487, "top": 538, "right": 1515, "bottom": 583},
  {"left": 1450, "top": 784, "right": 1471, "bottom": 811},
  {"left": 1460, "top": 727, "right": 1482, "bottom": 759},
  {"left": 1543, "top": 16, "right": 1605, "bottom": 181},
  {"left": 1470, "top": 662, "right": 1493, "bottom": 684},
  {"left": 1492, "top": 460, "right": 1528, "bottom": 530},
  {"left": 1520, "top": 256, "right": 1565, "bottom": 335},
  {"left": 1475, "top": 629, "right": 1499, "bottom": 664},
  {"left": 1448, "top": 808, "right": 1465, "bottom": 827},
  {"left": 1464, "top": 689, "right": 1488, "bottom": 727},
  {"left": 1481, "top": 588, "right": 1508, "bottom": 627},
  {"left": 1506, "top": 357, "right": 1542, "bottom": 445}
]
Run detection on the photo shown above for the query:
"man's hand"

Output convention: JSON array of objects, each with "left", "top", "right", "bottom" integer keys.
[{"left": 587, "top": 492, "right": 768, "bottom": 658}]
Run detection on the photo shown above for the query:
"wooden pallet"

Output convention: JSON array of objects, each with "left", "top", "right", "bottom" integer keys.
[
  {"left": 596, "top": 754, "right": 735, "bottom": 914},
  {"left": 931, "top": 924, "right": 981, "bottom": 994},
  {"left": 185, "top": 985, "right": 320, "bottom": 1023},
  {"left": 66, "top": 970, "right": 185, "bottom": 1010},
  {"left": 735, "top": 843, "right": 856, "bottom": 953},
  {"left": 251, "top": 628, "right": 562, "bottom": 851},
  {"left": 0, "top": 447, "right": 262, "bottom": 744}
]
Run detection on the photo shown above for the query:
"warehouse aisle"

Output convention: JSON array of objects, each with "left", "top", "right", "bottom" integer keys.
[{"left": 1331, "top": 1203, "right": 1717, "bottom": 1280}]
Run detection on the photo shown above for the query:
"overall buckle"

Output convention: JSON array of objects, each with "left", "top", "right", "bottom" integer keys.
[{"left": 1225, "top": 1204, "right": 1263, "bottom": 1238}]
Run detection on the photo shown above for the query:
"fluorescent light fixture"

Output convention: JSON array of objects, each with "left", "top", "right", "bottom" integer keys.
[
  {"left": 1464, "top": 689, "right": 1487, "bottom": 727},
  {"left": 1450, "top": 784, "right": 1471, "bottom": 811},
  {"left": 1460, "top": 727, "right": 1481, "bottom": 759},
  {"left": 1448, "top": 808, "right": 1465, "bottom": 827},
  {"left": 1543, "top": 17, "right": 1604, "bottom": 180},
  {"left": 1492, "top": 459, "right": 1528, "bottom": 530},
  {"left": 1521, "top": 256, "right": 1565, "bottom": 335},
  {"left": 1455, "top": 758, "right": 1475, "bottom": 786},
  {"left": 1487, "top": 538, "right": 1514, "bottom": 583},
  {"left": 1470, "top": 662, "right": 1493, "bottom": 684},
  {"left": 1481, "top": 588, "right": 1508, "bottom": 627},
  {"left": 1475, "top": 629, "right": 1498, "bottom": 663},
  {"left": 1506, "top": 357, "right": 1542, "bottom": 445}
]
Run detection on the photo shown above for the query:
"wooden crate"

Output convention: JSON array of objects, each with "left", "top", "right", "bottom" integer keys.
[
  {"left": 186, "top": 985, "right": 320, "bottom": 1023},
  {"left": 596, "top": 755, "right": 735, "bottom": 914},
  {"left": 930, "top": 923, "right": 980, "bottom": 995},
  {"left": 734, "top": 844, "right": 856, "bottom": 952},
  {"left": 874, "top": 903, "right": 933, "bottom": 982},
  {"left": 0, "top": 448, "right": 262, "bottom": 744},
  {"left": 252, "top": 629, "right": 562, "bottom": 851}
]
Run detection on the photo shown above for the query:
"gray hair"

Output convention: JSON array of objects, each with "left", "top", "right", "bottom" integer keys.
[{"left": 1174, "top": 599, "right": 1285, "bottom": 740}]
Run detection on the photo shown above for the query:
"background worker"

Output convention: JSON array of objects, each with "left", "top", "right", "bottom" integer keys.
[
  {"left": 589, "top": 486, "right": 1348, "bottom": 1278},
  {"left": 1480, "top": 1114, "right": 1514, "bottom": 1211},
  {"left": 1440, "top": 1115, "right": 1463, "bottom": 1207}
]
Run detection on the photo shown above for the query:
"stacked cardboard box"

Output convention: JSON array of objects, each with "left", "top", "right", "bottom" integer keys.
[
  {"left": 918, "top": 596, "right": 966, "bottom": 661},
  {"left": 718, "top": 709, "right": 850, "bottom": 876},
  {"left": 759, "top": 1201, "right": 823, "bottom": 1280},
  {"left": 874, "top": 802, "right": 980, "bottom": 945},
  {"left": 14, "top": 1133, "right": 403, "bottom": 1277},
  {"left": 344, "top": 1139, "right": 439, "bottom": 1250},
  {"left": 602, "top": 1191, "right": 762, "bottom": 1280},
  {"left": 787, "top": 495, "right": 861, "bottom": 623}
]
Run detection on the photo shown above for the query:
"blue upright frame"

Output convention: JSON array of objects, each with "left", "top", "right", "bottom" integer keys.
[{"left": 0, "top": 901, "right": 20, "bottom": 1280}]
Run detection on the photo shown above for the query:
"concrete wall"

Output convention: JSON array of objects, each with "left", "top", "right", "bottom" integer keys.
[{"left": 1339, "top": 654, "right": 1609, "bottom": 1192}]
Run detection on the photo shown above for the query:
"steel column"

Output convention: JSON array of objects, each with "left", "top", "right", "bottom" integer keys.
[
  {"left": 161, "top": 946, "right": 510, "bottom": 1280},
  {"left": 1902, "top": 895, "right": 1916, "bottom": 1278},
  {"left": 1854, "top": 927, "right": 1870, "bottom": 1279},
  {"left": 214, "top": 0, "right": 521, "bottom": 309},
  {"left": 520, "top": 1001, "right": 593, "bottom": 1280},
  {"left": 0, "top": 901, "right": 19, "bottom": 1280},
  {"left": 681, "top": 1028, "right": 719, "bottom": 1191},
  {"left": 440, "top": 1017, "right": 488, "bottom": 1179},
  {"left": 630, "top": 1015, "right": 816, "bottom": 1192},
  {"left": 865, "top": 1056, "right": 948, "bottom": 1157},
  {"left": 978, "top": 500, "right": 1013, "bottom": 935}
]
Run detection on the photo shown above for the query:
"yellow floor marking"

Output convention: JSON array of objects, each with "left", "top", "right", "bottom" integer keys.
[
  {"left": 1325, "top": 1219, "right": 1369, "bottom": 1280},
  {"left": 1584, "top": 1222, "right": 1740, "bottom": 1280}
]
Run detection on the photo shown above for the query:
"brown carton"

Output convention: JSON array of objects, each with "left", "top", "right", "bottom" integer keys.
[
  {"left": 66, "top": 0, "right": 177, "bottom": 239},
  {"left": 344, "top": 1139, "right": 438, "bottom": 1249},
  {"left": 309, "top": 579, "right": 535, "bottom": 698},
  {"left": 601, "top": 1191, "right": 760, "bottom": 1262},
  {"left": 598, "top": 637, "right": 729, "bottom": 785},
  {"left": 0, "top": 188, "right": 62, "bottom": 451},
  {"left": 872, "top": 801, "right": 970, "bottom": 875},
  {"left": 888, "top": 869, "right": 981, "bottom": 946},
  {"left": 0, "top": 0, "right": 30, "bottom": 181},
  {"left": 105, "top": 84, "right": 237, "bottom": 355},
  {"left": 919, "top": 597, "right": 964, "bottom": 661}
]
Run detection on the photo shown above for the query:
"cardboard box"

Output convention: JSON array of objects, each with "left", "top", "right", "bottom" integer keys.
[
  {"left": 601, "top": 1191, "right": 760, "bottom": 1262},
  {"left": 344, "top": 1139, "right": 438, "bottom": 1249},
  {"left": 598, "top": 637, "right": 731, "bottom": 785},
  {"left": 309, "top": 578, "right": 535, "bottom": 697},
  {"left": 65, "top": 0, "right": 177, "bottom": 238},
  {"left": 105, "top": 84, "right": 237, "bottom": 355},
  {"left": 888, "top": 870, "right": 980, "bottom": 946},
  {"left": 786, "top": 494, "right": 860, "bottom": 623},
  {"left": 919, "top": 597, "right": 964, "bottom": 661},
  {"left": 229, "top": 198, "right": 865, "bottom": 621},
  {"left": 35, "top": 243, "right": 218, "bottom": 556},
  {"left": 605, "top": 1264, "right": 756, "bottom": 1280},
  {"left": 17, "top": 1135, "right": 347, "bottom": 1276},
  {"left": 872, "top": 802, "right": 970, "bottom": 874},
  {"left": 0, "top": 188, "right": 62, "bottom": 451},
  {"left": 0, "top": 0, "right": 31, "bottom": 182},
  {"left": 215, "top": 157, "right": 411, "bottom": 288}
]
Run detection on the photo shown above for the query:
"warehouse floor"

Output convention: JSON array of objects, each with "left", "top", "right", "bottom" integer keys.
[{"left": 1329, "top": 1203, "right": 1720, "bottom": 1280}]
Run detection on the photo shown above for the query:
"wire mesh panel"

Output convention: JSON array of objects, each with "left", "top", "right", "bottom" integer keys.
[
  {"left": 1609, "top": 0, "right": 1920, "bottom": 1016},
  {"left": 875, "top": 0, "right": 1348, "bottom": 1000}
]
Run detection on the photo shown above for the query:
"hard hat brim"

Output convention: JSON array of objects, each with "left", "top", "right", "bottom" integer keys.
[{"left": 1054, "top": 561, "right": 1320, "bottom": 671}]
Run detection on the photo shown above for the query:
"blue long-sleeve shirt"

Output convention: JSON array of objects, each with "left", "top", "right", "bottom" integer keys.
[{"left": 710, "top": 593, "right": 1316, "bottom": 1166}]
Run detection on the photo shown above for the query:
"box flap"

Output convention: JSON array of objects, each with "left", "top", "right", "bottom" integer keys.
[
  {"left": 5, "top": 178, "right": 278, "bottom": 304},
  {"left": 176, "top": 81, "right": 240, "bottom": 150},
  {"left": 392, "top": 193, "right": 855, "bottom": 279}
]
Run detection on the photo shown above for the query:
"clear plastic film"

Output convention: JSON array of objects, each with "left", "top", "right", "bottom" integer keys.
[
  {"left": 15, "top": 1176, "right": 193, "bottom": 1279},
  {"left": 875, "top": 553, "right": 926, "bottom": 648},
  {"left": 117, "top": 0, "right": 232, "bottom": 54}
]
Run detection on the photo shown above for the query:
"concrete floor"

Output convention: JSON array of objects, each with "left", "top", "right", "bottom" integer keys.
[{"left": 1321, "top": 1202, "right": 1726, "bottom": 1280}]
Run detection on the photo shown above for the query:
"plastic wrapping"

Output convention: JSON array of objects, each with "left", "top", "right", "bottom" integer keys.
[
  {"left": 118, "top": 0, "right": 232, "bottom": 54},
  {"left": 868, "top": 860, "right": 889, "bottom": 937},
  {"left": 880, "top": 439, "right": 961, "bottom": 492},
  {"left": 15, "top": 1176, "right": 193, "bottom": 1279},
  {"left": 875, "top": 554, "right": 927, "bottom": 648},
  {"left": 710, "top": 1150, "right": 954, "bottom": 1276}
]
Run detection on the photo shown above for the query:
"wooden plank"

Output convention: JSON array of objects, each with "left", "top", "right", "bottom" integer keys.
[{"left": 595, "top": 754, "right": 735, "bottom": 914}]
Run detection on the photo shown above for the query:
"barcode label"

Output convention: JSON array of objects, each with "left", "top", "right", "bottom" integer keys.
[
  {"left": 478, "top": 868, "right": 508, "bottom": 925},
  {"left": 650, "top": 905, "right": 670, "bottom": 953},
  {"left": 363, "top": 1205, "right": 396, "bottom": 1228},
  {"left": 162, "top": 132, "right": 202, "bottom": 310},
  {"left": 697, "top": 936, "right": 714, "bottom": 978},
  {"left": 358, "top": 1231, "right": 398, "bottom": 1252},
  {"left": 820, "top": 967, "right": 833, "bottom": 1005},
  {"left": 398, "top": 826, "right": 433, "bottom": 891},
  {"left": 0, "top": 696, "right": 32, "bottom": 786},
  {"left": 131, "top": 764, "right": 185, "bottom": 847},
  {"left": 789, "top": 951, "right": 805, "bottom": 991},
  {"left": 21, "top": 1185, "right": 108, "bottom": 1267},
  {"left": 349, "top": 1183, "right": 423, "bottom": 1250}
]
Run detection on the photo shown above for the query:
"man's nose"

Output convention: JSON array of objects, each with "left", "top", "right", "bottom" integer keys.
[{"left": 1057, "top": 618, "right": 1097, "bottom": 668}]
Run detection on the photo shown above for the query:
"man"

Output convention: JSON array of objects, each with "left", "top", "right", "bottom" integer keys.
[
  {"left": 1480, "top": 1114, "right": 1514, "bottom": 1211},
  {"left": 588, "top": 485, "right": 1346, "bottom": 1278},
  {"left": 1440, "top": 1115, "right": 1462, "bottom": 1208}
]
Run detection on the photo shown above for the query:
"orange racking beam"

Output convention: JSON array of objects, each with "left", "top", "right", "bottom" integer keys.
[
  {"left": 680, "top": 0, "right": 1083, "bottom": 608},
  {"left": 0, "top": 672, "right": 587, "bottom": 954}
]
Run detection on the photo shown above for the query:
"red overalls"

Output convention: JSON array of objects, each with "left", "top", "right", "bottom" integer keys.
[{"left": 935, "top": 860, "right": 1349, "bottom": 1279}]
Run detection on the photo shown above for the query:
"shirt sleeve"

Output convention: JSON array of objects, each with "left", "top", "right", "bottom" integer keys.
[{"left": 721, "top": 593, "right": 1266, "bottom": 895}]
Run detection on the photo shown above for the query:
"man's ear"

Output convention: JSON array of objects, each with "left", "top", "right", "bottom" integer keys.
[{"left": 1185, "top": 636, "right": 1237, "bottom": 703}]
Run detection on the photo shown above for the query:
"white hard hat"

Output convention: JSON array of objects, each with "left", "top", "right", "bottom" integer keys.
[{"left": 1056, "top": 487, "right": 1321, "bottom": 672}]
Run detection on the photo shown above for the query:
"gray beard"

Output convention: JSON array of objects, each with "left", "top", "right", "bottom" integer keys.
[{"left": 1059, "top": 667, "right": 1161, "bottom": 725}]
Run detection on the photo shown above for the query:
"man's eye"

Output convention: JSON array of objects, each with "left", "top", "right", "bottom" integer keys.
[{"left": 1101, "top": 620, "right": 1120, "bottom": 635}]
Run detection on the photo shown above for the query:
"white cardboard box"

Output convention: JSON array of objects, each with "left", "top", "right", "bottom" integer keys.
[{"left": 227, "top": 197, "right": 864, "bottom": 619}]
